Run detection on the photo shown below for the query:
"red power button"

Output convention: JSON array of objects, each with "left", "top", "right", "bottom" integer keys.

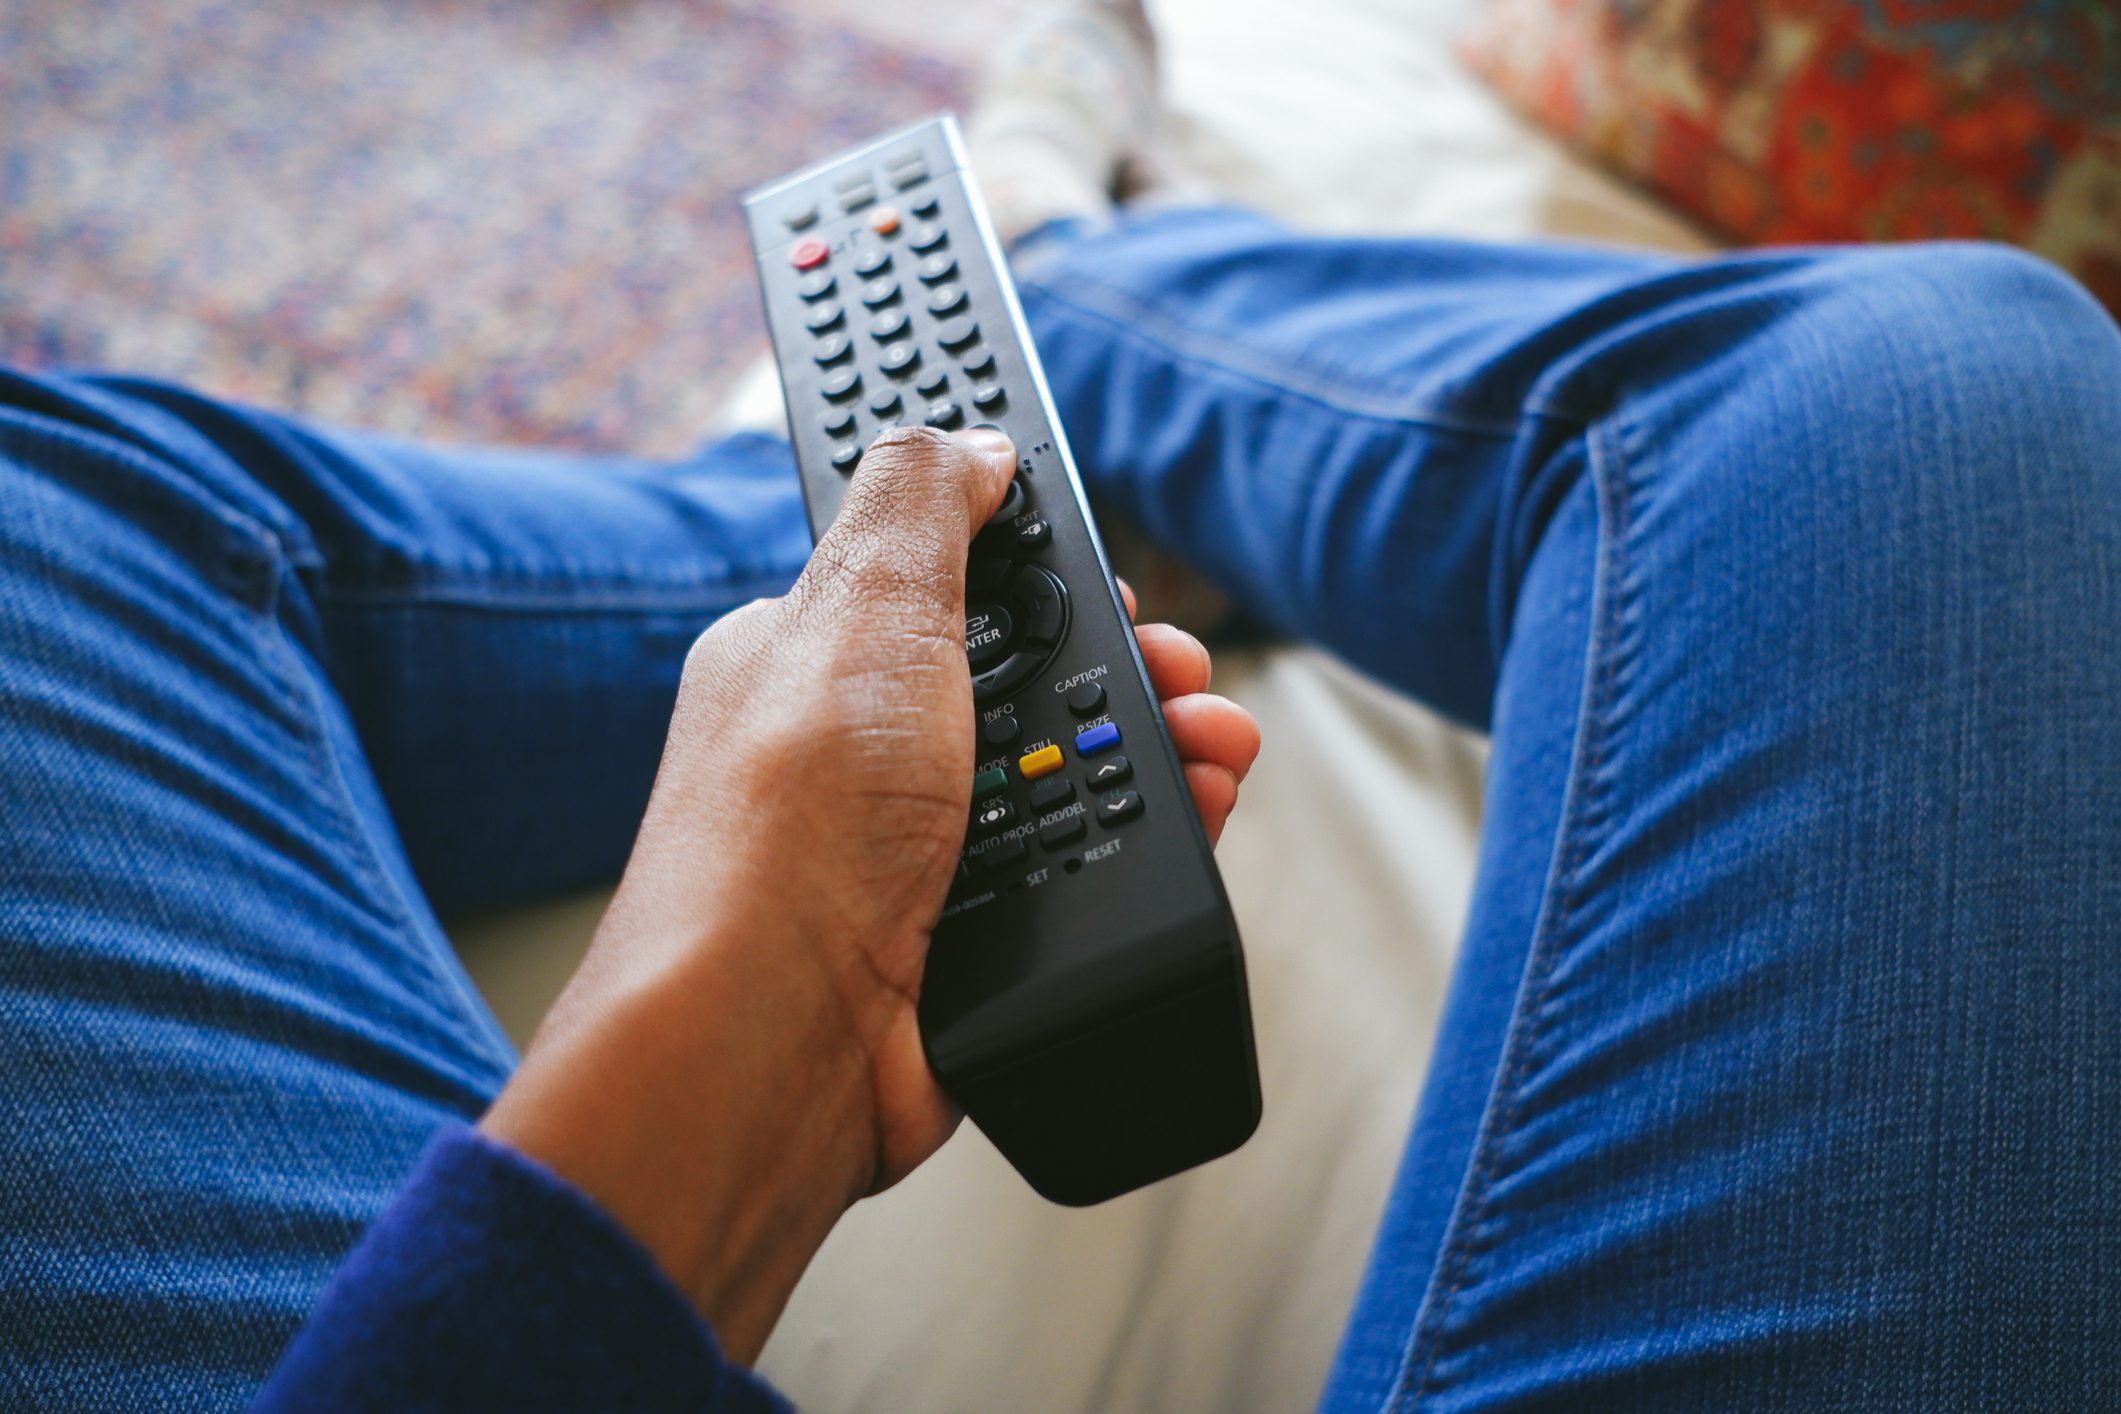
[{"left": 790, "top": 238, "right": 830, "bottom": 271}]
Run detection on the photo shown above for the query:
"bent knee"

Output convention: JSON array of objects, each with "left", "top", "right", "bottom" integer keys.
[
  {"left": 1792, "top": 242, "right": 2118, "bottom": 454},
  {"left": 1596, "top": 245, "right": 2121, "bottom": 779},
  {"left": 1669, "top": 243, "right": 2121, "bottom": 554},
  {"left": 1614, "top": 242, "right": 2121, "bottom": 676}
]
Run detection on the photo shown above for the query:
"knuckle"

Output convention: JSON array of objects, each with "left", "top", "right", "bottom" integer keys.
[
  {"left": 797, "top": 522, "right": 960, "bottom": 626},
  {"left": 788, "top": 537, "right": 888, "bottom": 628},
  {"left": 844, "top": 427, "right": 967, "bottom": 508},
  {"left": 864, "top": 424, "right": 959, "bottom": 463},
  {"left": 780, "top": 426, "right": 985, "bottom": 643},
  {"left": 791, "top": 537, "right": 861, "bottom": 604},
  {"left": 681, "top": 597, "right": 777, "bottom": 683}
]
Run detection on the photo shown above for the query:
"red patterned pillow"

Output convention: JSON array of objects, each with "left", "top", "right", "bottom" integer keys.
[{"left": 1461, "top": 0, "right": 2121, "bottom": 313}]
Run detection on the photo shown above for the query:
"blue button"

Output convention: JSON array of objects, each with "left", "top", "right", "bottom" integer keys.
[{"left": 1074, "top": 721, "right": 1121, "bottom": 756}]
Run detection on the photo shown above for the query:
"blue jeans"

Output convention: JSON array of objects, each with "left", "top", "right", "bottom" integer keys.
[{"left": 5, "top": 211, "right": 2119, "bottom": 1410}]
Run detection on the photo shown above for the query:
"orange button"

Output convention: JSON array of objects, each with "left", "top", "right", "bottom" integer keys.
[
  {"left": 1018, "top": 744, "right": 1063, "bottom": 779},
  {"left": 868, "top": 205, "right": 901, "bottom": 236},
  {"left": 790, "top": 238, "right": 830, "bottom": 270}
]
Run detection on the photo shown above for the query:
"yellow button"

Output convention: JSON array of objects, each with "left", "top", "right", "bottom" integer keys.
[
  {"left": 869, "top": 205, "right": 901, "bottom": 235},
  {"left": 1018, "top": 744, "right": 1063, "bottom": 779}
]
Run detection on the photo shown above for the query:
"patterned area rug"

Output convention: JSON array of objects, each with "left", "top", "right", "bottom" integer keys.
[{"left": 0, "top": 0, "right": 1001, "bottom": 456}]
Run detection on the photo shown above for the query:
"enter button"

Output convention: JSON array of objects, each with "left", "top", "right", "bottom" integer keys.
[{"left": 964, "top": 601, "right": 1014, "bottom": 670}]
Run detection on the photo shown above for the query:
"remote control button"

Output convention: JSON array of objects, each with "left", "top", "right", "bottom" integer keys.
[
  {"left": 804, "top": 302, "right": 844, "bottom": 332},
  {"left": 973, "top": 650, "right": 1045, "bottom": 702},
  {"left": 820, "top": 368, "right": 861, "bottom": 400},
  {"left": 925, "top": 400, "right": 964, "bottom": 429},
  {"left": 782, "top": 202, "right": 819, "bottom": 230},
  {"left": 972, "top": 383, "right": 1006, "bottom": 412},
  {"left": 972, "top": 765, "right": 1008, "bottom": 798},
  {"left": 870, "top": 309, "right": 910, "bottom": 341},
  {"left": 937, "top": 317, "right": 979, "bottom": 351},
  {"left": 985, "top": 479, "right": 1027, "bottom": 528},
  {"left": 961, "top": 350, "right": 996, "bottom": 378},
  {"left": 868, "top": 205, "right": 901, "bottom": 236},
  {"left": 1039, "top": 815, "right": 1087, "bottom": 851},
  {"left": 822, "top": 408, "right": 856, "bottom": 438},
  {"left": 880, "top": 343, "right": 920, "bottom": 376},
  {"left": 1028, "top": 776, "right": 1075, "bottom": 810},
  {"left": 972, "top": 796, "right": 1017, "bottom": 832},
  {"left": 1066, "top": 682, "right": 1107, "bottom": 717},
  {"left": 791, "top": 238, "right": 831, "bottom": 271},
  {"left": 911, "top": 193, "right": 941, "bottom": 218},
  {"left": 1019, "top": 565, "right": 1068, "bottom": 644},
  {"left": 916, "top": 368, "right": 949, "bottom": 397},
  {"left": 982, "top": 714, "right": 1023, "bottom": 750},
  {"left": 1018, "top": 744, "right": 1064, "bottom": 779},
  {"left": 854, "top": 248, "right": 892, "bottom": 278},
  {"left": 889, "top": 155, "right": 929, "bottom": 188},
  {"left": 831, "top": 444, "right": 862, "bottom": 472},
  {"left": 1095, "top": 790, "right": 1143, "bottom": 827},
  {"left": 965, "top": 601, "right": 1014, "bottom": 670},
  {"left": 1074, "top": 721, "right": 1121, "bottom": 756},
  {"left": 868, "top": 388, "right": 902, "bottom": 416},
  {"left": 798, "top": 271, "right": 836, "bottom": 300},
  {"left": 1016, "top": 517, "right": 1050, "bottom": 549},
  {"left": 926, "top": 285, "right": 968, "bottom": 317},
  {"left": 838, "top": 183, "right": 876, "bottom": 213},
  {"left": 909, "top": 223, "right": 947, "bottom": 252},
  {"left": 977, "top": 834, "right": 1028, "bottom": 873},
  {"left": 861, "top": 278, "right": 900, "bottom": 308},
  {"left": 967, "top": 558, "right": 1017, "bottom": 599},
  {"left": 917, "top": 254, "right": 957, "bottom": 284},
  {"left": 812, "top": 335, "right": 852, "bottom": 366},
  {"left": 1086, "top": 755, "right": 1133, "bottom": 789}
]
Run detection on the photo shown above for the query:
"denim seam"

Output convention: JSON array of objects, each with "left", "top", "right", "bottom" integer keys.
[
  {"left": 313, "top": 575, "right": 791, "bottom": 616},
  {"left": 258, "top": 563, "right": 517, "bottom": 1085},
  {"left": 1387, "top": 412, "right": 1645, "bottom": 1409},
  {"left": 1017, "top": 277, "right": 1536, "bottom": 439}
]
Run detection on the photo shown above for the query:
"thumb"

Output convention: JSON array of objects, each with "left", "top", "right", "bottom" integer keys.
[{"left": 796, "top": 425, "right": 1017, "bottom": 619}]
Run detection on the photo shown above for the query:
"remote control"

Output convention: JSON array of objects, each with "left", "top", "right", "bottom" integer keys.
[{"left": 742, "top": 115, "right": 1260, "bottom": 1205}]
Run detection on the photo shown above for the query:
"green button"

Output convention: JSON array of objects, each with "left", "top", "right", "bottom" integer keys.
[{"left": 973, "top": 766, "right": 1008, "bottom": 798}]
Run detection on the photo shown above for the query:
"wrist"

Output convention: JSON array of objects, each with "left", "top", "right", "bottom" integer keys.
[{"left": 481, "top": 900, "right": 886, "bottom": 1361}]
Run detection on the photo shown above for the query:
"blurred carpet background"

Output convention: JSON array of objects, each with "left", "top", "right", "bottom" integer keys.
[{"left": 0, "top": 0, "right": 1022, "bottom": 456}]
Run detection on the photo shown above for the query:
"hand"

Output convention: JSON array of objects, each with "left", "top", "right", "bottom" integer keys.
[{"left": 481, "top": 426, "right": 1260, "bottom": 1361}]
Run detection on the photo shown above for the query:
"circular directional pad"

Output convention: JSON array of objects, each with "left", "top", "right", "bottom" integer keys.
[{"left": 964, "top": 559, "right": 1069, "bottom": 702}]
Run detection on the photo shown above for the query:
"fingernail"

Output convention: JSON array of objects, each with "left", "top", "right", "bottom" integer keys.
[{"left": 957, "top": 424, "right": 1014, "bottom": 456}]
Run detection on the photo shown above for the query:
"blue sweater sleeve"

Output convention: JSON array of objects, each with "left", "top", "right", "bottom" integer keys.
[{"left": 254, "top": 1126, "right": 791, "bottom": 1412}]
